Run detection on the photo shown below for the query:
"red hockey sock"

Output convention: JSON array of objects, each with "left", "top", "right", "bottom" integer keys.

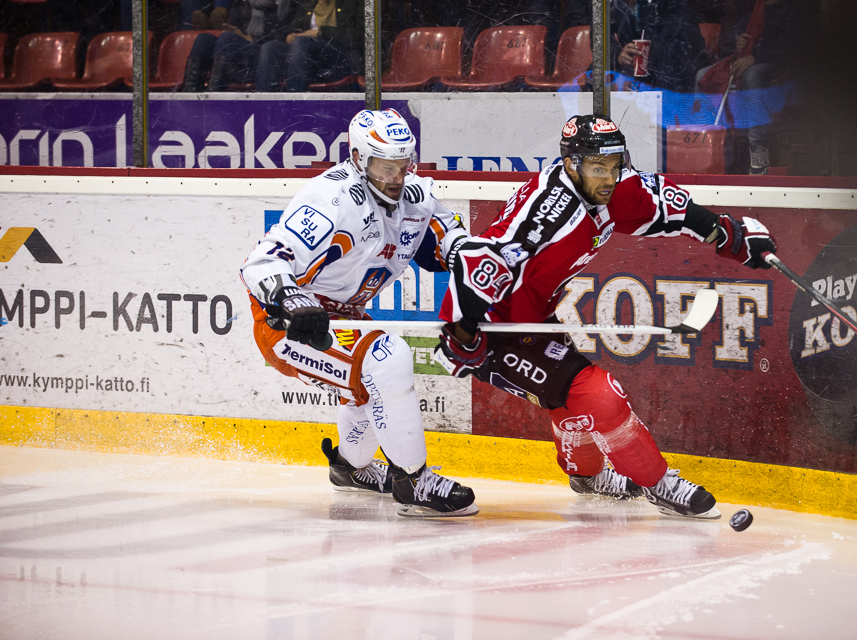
[
  {"left": 551, "top": 424, "right": 605, "bottom": 477},
  {"left": 549, "top": 366, "right": 668, "bottom": 487}
]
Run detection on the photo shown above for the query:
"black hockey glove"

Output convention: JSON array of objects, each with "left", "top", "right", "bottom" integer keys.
[
  {"left": 260, "top": 276, "right": 332, "bottom": 351},
  {"left": 435, "top": 322, "right": 488, "bottom": 378},
  {"left": 708, "top": 214, "right": 777, "bottom": 269}
]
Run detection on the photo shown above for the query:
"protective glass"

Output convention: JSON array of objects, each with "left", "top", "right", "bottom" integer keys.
[{"left": 366, "top": 155, "right": 416, "bottom": 184}]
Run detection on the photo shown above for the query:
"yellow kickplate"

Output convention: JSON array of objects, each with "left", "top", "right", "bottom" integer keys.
[{"left": 1, "top": 405, "right": 854, "bottom": 519}]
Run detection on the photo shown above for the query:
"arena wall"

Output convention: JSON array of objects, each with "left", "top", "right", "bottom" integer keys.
[{"left": 1, "top": 169, "right": 855, "bottom": 518}]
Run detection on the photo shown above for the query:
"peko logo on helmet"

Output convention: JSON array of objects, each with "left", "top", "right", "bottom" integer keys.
[
  {"left": 385, "top": 124, "right": 411, "bottom": 142},
  {"left": 356, "top": 111, "right": 374, "bottom": 128}
]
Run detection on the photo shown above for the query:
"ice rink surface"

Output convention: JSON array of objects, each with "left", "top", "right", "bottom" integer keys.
[{"left": 0, "top": 446, "right": 855, "bottom": 640}]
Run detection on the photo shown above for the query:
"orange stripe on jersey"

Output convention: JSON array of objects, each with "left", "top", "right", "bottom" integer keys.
[
  {"left": 296, "top": 232, "right": 354, "bottom": 287},
  {"left": 429, "top": 219, "right": 448, "bottom": 267},
  {"left": 296, "top": 253, "right": 327, "bottom": 287},
  {"left": 331, "top": 231, "right": 354, "bottom": 253}
]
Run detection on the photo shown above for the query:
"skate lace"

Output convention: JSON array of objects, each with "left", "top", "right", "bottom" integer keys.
[
  {"left": 658, "top": 469, "right": 697, "bottom": 506},
  {"left": 414, "top": 465, "right": 454, "bottom": 502},
  {"left": 589, "top": 465, "right": 626, "bottom": 494},
  {"left": 353, "top": 460, "right": 387, "bottom": 491}
]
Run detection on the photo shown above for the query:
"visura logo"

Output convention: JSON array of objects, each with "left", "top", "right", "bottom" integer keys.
[{"left": 0, "top": 227, "right": 62, "bottom": 263}]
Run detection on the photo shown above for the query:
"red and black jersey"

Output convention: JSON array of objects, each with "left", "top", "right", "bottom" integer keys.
[{"left": 440, "top": 163, "right": 717, "bottom": 330}]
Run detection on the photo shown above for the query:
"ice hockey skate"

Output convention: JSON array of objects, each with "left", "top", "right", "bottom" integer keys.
[
  {"left": 321, "top": 438, "right": 392, "bottom": 494},
  {"left": 568, "top": 461, "right": 644, "bottom": 499},
  {"left": 390, "top": 464, "right": 478, "bottom": 517},
  {"left": 643, "top": 468, "right": 721, "bottom": 519}
]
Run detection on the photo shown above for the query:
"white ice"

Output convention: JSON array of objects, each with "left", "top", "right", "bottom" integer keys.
[{"left": 1, "top": 446, "right": 855, "bottom": 640}]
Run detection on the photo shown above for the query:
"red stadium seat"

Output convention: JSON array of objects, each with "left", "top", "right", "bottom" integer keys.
[
  {"left": 0, "top": 32, "right": 80, "bottom": 91},
  {"left": 699, "top": 23, "right": 721, "bottom": 64},
  {"left": 439, "top": 25, "right": 546, "bottom": 91},
  {"left": 358, "top": 27, "right": 464, "bottom": 91},
  {"left": 51, "top": 32, "right": 150, "bottom": 91},
  {"left": 149, "top": 30, "right": 222, "bottom": 91},
  {"left": 666, "top": 125, "right": 726, "bottom": 174},
  {"left": 525, "top": 26, "right": 591, "bottom": 90}
]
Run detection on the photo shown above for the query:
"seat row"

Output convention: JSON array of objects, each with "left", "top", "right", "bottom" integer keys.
[{"left": 0, "top": 24, "right": 721, "bottom": 92}]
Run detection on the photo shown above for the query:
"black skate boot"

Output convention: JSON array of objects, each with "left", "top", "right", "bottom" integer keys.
[
  {"left": 642, "top": 468, "right": 720, "bottom": 519},
  {"left": 321, "top": 438, "right": 392, "bottom": 494},
  {"left": 568, "top": 461, "right": 644, "bottom": 499},
  {"left": 390, "top": 463, "right": 478, "bottom": 517}
]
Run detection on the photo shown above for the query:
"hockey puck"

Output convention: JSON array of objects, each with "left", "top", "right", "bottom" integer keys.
[{"left": 729, "top": 509, "right": 753, "bottom": 531}]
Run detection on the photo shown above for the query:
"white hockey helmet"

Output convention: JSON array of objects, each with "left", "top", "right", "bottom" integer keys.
[{"left": 348, "top": 108, "right": 417, "bottom": 204}]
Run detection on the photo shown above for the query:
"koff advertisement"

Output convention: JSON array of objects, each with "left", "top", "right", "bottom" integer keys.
[
  {"left": 1, "top": 182, "right": 855, "bottom": 475},
  {"left": 465, "top": 201, "right": 857, "bottom": 476},
  {"left": 0, "top": 191, "right": 471, "bottom": 434}
]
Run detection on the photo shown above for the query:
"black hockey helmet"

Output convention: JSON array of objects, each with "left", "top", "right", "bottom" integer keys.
[{"left": 559, "top": 114, "right": 627, "bottom": 167}]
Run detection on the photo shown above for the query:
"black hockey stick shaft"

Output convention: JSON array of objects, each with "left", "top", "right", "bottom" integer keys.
[{"left": 764, "top": 252, "right": 857, "bottom": 333}]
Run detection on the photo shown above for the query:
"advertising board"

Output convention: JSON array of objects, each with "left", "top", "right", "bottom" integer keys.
[
  {"left": 1, "top": 175, "right": 855, "bottom": 475},
  {"left": 0, "top": 189, "right": 471, "bottom": 434}
]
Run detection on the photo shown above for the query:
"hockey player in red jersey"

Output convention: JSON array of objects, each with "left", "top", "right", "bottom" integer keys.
[{"left": 437, "top": 114, "right": 778, "bottom": 519}]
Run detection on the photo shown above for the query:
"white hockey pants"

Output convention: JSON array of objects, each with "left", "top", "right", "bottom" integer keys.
[{"left": 337, "top": 333, "right": 427, "bottom": 474}]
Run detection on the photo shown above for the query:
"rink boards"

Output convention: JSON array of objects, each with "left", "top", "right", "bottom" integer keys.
[{"left": 0, "top": 170, "right": 855, "bottom": 518}]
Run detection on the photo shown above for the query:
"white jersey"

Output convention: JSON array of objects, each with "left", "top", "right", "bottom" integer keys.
[{"left": 241, "top": 161, "right": 467, "bottom": 314}]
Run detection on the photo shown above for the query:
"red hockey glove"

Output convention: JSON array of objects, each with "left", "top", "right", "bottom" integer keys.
[
  {"left": 711, "top": 214, "right": 777, "bottom": 269},
  {"left": 435, "top": 323, "right": 488, "bottom": 378},
  {"left": 260, "top": 276, "right": 332, "bottom": 351}
]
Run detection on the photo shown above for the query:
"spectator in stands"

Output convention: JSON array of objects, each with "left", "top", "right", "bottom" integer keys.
[
  {"left": 187, "top": 0, "right": 231, "bottom": 31},
  {"left": 616, "top": 0, "right": 707, "bottom": 93},
  {"left": 694, "top": 0, "right": 803, "bottom": 175},
  {"left": 182, "top": 0, "right": 296, "bottom": 91},
  {"left": 254, "top": 0, "right": 363, "bottom": 92}
]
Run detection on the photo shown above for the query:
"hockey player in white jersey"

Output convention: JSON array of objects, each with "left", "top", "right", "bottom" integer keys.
[{"left": 240, "top": 108, "right": 477, "bottom": 517}]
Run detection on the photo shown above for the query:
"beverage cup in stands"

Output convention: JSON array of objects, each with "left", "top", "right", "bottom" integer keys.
[{"left": 633, "top": 39, "right": 651, "bottom": 77}]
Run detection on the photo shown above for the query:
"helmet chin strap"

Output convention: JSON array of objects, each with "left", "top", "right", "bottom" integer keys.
[
  {"left": 565, "top": 165, "right": 598, "bottom": 209},
  {"left": 364, "top": 176, "right": 403, "bottom": 208}
]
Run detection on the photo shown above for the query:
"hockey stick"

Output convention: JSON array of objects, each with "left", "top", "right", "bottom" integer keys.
[
  {"left": 714, "top": 73, "right": 735, "bottom": 126},
  {"left": 328, "top": 288, "right": 720, "bottom": 336},
  {"left": 764, "top": 252, "right": 857, "bottom": 333}
]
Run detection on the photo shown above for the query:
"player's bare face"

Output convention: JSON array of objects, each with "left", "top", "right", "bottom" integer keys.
[
  {"left": 366, "top": 157, "right": 413, "bottom": 201},
  {"left": 568, "top": 155, "right": 622, "bottom": 205}
]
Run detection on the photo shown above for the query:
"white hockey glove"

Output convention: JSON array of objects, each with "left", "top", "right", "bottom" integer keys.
[{"left": 258, "top": 275, "right": 332, "bottom": 351}]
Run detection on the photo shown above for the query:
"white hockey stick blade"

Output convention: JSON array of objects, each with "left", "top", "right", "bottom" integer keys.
[
  {"left": 669, "top": 288, "right": 720, "bottom": 334},
  {"left": 328, "top": 289, "right": 719, "bottom": 336}
]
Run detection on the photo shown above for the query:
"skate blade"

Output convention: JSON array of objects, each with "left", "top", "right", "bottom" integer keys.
[
  {"left": 573, "top": 492, "right": 642, "bottom": 501},
  {"left": 396, "top": 503, "right": 479, "bottom": 518},
  {"left": 331, "top": 485, "right": 390, "bottom": 495},
  {"left": 655, "top": 504, "right": 722, "bottom": 520}
]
